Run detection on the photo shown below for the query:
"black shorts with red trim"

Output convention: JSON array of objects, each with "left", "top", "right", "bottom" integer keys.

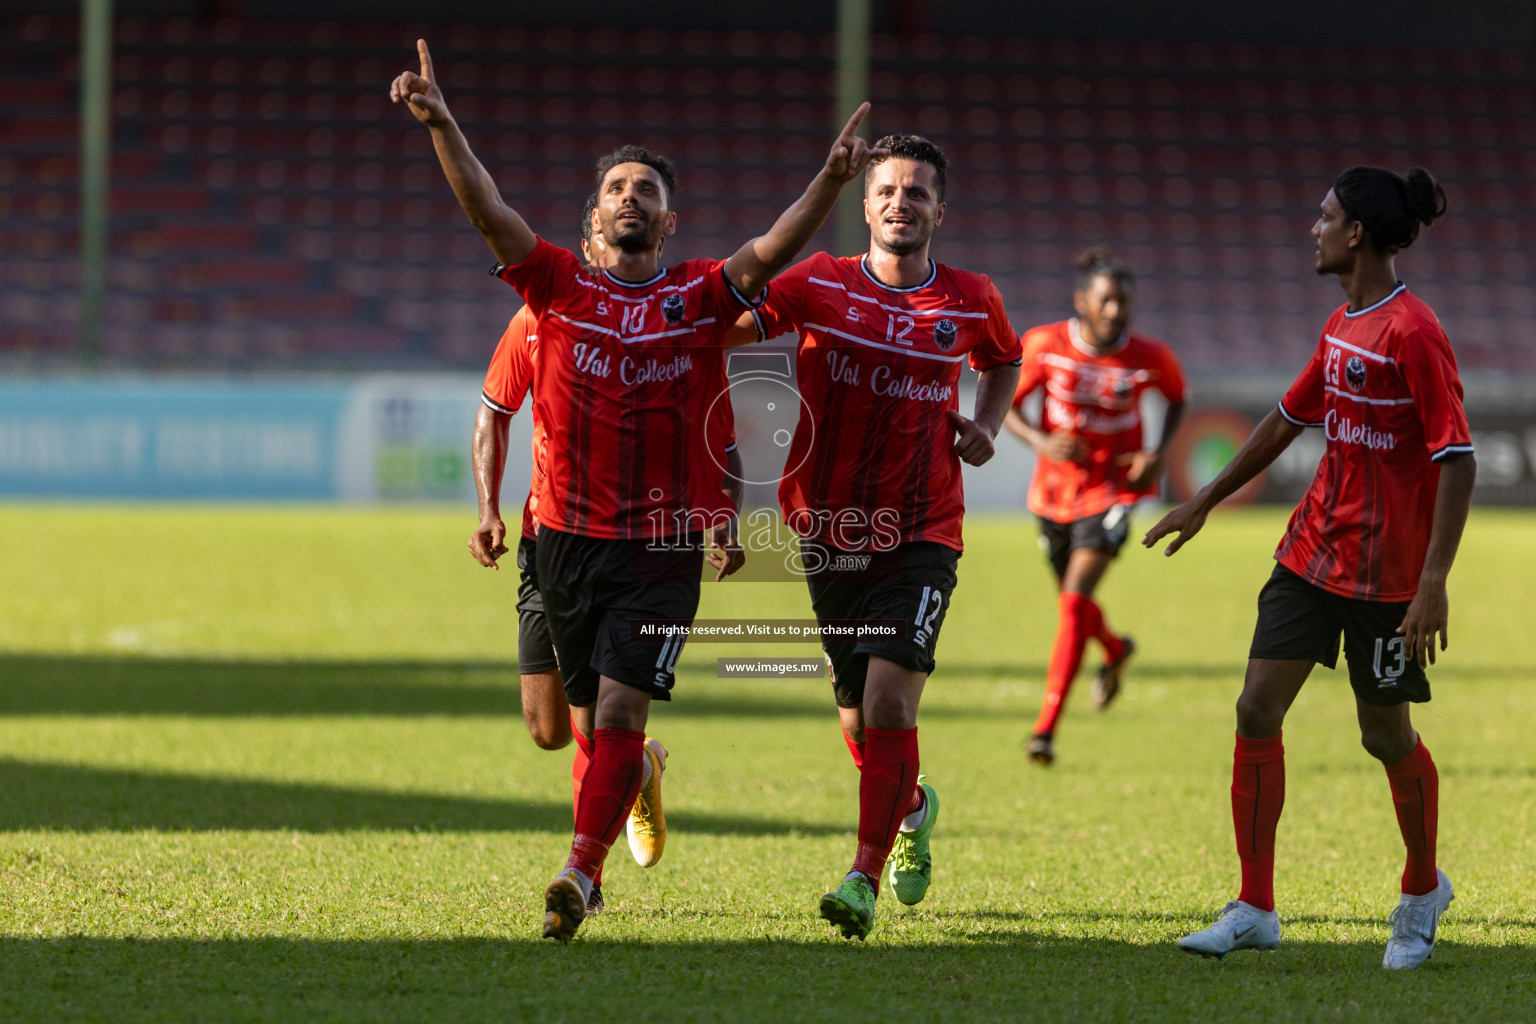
[
  {"left": 1249, "top": 563, "right": 1430, "bottom": 706},
  {"left": 535, "top": 526, "right": 704, "bottom": 706},
  {"left": 514, "top": 535, "right": 559, "bottom": 676},
  {"left": 800, "top": 540, "right": 960, "bottom": 709},
  {"left": 1038, "top": 503, "right": 1134, "bottom": 579}
]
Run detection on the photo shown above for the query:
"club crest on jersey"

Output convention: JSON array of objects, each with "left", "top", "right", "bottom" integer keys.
[
  {"left": 933, "top": 318, "right": 957, "bottom": 352},
  {"left": 661, "top": 294, "right": 686, "bottom": 325},
  {"left": 1346, "top": 356, "right": 1367, "bottom": 393}
]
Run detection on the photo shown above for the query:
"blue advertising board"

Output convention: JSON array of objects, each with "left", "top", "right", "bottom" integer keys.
[
  {"left": 0, "top": 378, "right": 349, "bottom": 499},
  {"left": 0, "top": 375, "right": 524, "bottom": 502}
]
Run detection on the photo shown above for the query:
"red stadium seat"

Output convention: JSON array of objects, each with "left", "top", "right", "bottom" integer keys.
[{"left": 7, "top": 14, "right": 1528, "bottom": 371}]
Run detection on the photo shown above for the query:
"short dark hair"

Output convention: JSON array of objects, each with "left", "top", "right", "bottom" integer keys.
[
  {"left": 1074, "top": 245, "right": 1135, "bottom": 292},
  {"left": 593, "top": 145, "right": 679, "bottom": 208},
  {"left": 865, "top": 134, "right": 948, "bottom": 203},
  {"left": 579, "top": 191, "right": 598, "bottom": 247},
  {"left": 1333, "top": 166, "right": 1447, "bottom": 254}
]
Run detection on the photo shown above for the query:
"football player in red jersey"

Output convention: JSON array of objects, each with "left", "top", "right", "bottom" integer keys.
[
  {"left": 468, "top": 197, "right": 747, "bottom": 914},
  {"left": 1145, "top": 167, "right": 1475, "bottom": 969},
  {"left": 1004, "top": 248, "right": 1187, "bottom": 765},
  {"left": 737, "top": 135, "right": 1023, "bottom": 938},
  {"left": 392, "top": 39, "right": 884, "bottom": 941},
  {"left": 469, "top": 195, "right": 605, "bottom": 752}
]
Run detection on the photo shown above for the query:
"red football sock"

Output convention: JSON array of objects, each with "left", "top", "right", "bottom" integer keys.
[
  {"left": 566, "top": 727, "right": 644, "bottom": 880},
  {"left": 1032, "top": 591, "right": 1102, "bottom": 737},
  {"left": 571, "top": 716, "right": 592, "bottom": 825},
  {"left": 1232, "top": 733, "right": 1285, "bottom": 913},
  {"left": 842, "top": 727, "right": 865, "bottom": 770},
  {"left": 850, "top": 727, "right": 919, "bottom": 891},
  {"left": 1095, "top": 620, "right": 1126, "bottom": 663},
  {"left": 570, "top": 720, "right": 601, "bottom": 885},
  {"left": 843, "top": 726, "right": 922, "bottom": 814},
  {"left": 1385, "top": 737, "right": 1440, "bottom": 896}
]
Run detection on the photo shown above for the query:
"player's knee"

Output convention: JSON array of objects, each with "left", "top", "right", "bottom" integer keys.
[
  {"left": 839, "top": 709, "right": 866, "bottom": 744},
  {"left": 1359, "top": 731, "right": 1390, "bottom": 762},
  {"left": 864, "top": 690, "right": 917, "bottom": 730},
  {"left": 528, "top": 718, "right": 573, "bottom": 750},
  {"left": 1359, "top": 726, "right": 1411, "bottom": 764},
  {"left": 594, "top": 677, "right": 651, "bottom": 730},
  {"left": 1234, "top": 692, "right": 1282, "bottom": 737}
]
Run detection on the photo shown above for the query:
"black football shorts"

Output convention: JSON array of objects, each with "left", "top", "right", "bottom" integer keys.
[
  {"left": 535, "top": 526, "right": 704, "bottom": 706},
  {"left": 1249, "top": 563, "right": 1430, "bottom": 706},
  {"left": 800, "top": 540, "right": 960, "bottom": 709},
  {"left": 1038, "top": 503, "right": 1134, "bottom": 579},
  {"left": 514, "top": 535, "right": 559, "bottom": 676}
]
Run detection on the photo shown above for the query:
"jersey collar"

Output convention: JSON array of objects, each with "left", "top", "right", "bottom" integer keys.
[
  {"left": 603, "top": 266, "right": 668, "bottom": 289},
  {"left": 859, "top": 254, "right": 937, "bottom": 292},
  {"left": 1343, "top": 281, "right": 1407, "bottom": 318},
  {"left": 1069, "top": 317, "right": 1129, "bottom": 357}
]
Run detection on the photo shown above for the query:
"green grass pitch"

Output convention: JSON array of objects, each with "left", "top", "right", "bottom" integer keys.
[{"left": 1, "top": 503, "right": 1533, "bottom": 1022}]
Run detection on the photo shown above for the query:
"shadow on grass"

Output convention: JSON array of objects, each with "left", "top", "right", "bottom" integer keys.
[
  {"left": 0, "top": 655, "right": 997, "bottom": 721},
  {"left": 943, "top": 662, "right": 1536, "bottom": 685},
  {"left": 0, "top": 759, "right": 843, "bottom": 836},
  {"left": 1, "top": 654, "right": 1520, "bottom": 722},
  {"left": 0, "top": 655, "right": 832, "bottom": 720},
  {"left": 0, "top": 934, "right": 1529, "bottom": 1024}
]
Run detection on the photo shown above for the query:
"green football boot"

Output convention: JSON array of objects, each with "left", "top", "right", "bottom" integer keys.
[
  {"left": 888, "top": 776, "right": 939, "bottom": 906},
  {"left": 819, "top": 872, "right": 877, "bottom": 940}
]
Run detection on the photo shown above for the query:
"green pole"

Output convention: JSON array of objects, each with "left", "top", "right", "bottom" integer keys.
[
  {"left": 835, "top": 0, "right": 870, "bottom": 257},
  {"left": 79, "top": 0, "right": 113, "bottom": 368}
]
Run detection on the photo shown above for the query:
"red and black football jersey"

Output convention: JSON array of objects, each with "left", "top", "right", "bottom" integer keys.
[
  {"left": 1013, "top": 319, "right": 1187, "bottom": 523},
  {"left": 1274, "top": 284, "right": 1473, "bottom": 601},
  {"left": 480, "top": 303, "right": 738, "bottom": 541},
  {"left": 480, "top": 306, "right": 544, "bottom": 540},
  {"left": 494, "top": 238, "right": 760, "bottom": 539},
  {"left": 752, "top": 252, "right": 1022, "bottom": 552}
]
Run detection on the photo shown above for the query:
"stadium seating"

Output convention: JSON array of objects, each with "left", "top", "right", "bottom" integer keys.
[{"left": 2, "top": 13, "right": 1532, "bottom": 370}]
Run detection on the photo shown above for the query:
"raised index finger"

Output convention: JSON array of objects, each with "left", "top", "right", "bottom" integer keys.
[
  {"left": 838, "top": 102, "right": 870, "bottom": 141},
  {"left": 417, "top": 38, "right": 435, "bottom": 81}
]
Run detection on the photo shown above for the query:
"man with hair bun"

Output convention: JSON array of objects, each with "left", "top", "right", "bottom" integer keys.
[
  {"left": 1146, "top": 166, "right": 1475, "bottom": 969},
  {"left": 1004, "top": 247, "right": 1187, "bottom": 766}
]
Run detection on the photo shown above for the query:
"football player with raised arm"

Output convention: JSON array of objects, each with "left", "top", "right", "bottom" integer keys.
[
  {"left": 467, "top": 196, "right": 744, "bottom": 916},
  {"left": 737, "top": 134, "right": 1022, "bottom": 939},
  {"left": 392, "top": 39, "right": 883, "bottom": 941}
]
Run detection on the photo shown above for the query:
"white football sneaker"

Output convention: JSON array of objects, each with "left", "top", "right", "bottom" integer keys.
[
  {"left": 1177, "top": 900, "right": 1281, "bottom": 958},
  {"left": 1383, "top": 869, "right": 1454, "bottom": 969}
]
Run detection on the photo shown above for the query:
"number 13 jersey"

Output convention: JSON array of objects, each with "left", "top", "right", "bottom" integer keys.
[{"left": 1275, "top": 284, "right": 1473, "bottom": 601}]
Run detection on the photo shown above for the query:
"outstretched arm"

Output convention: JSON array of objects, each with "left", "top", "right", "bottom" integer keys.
[
  {"left": 468, "top": 404, "right": 511, "bottom": 568},
  {"left": 390, "top": 40, "right": 535, "bottom": 267},
  {"left": 722, "top": 104, "right": 889, "bottom": 298},
  {"left": 949, "top": 363, "right": 1020, "bottom": 467},
  {"left": 1142, "top": 408, "right": 1302, "bottom": 556},
  {"left": 1397, "top": 452, "right": 1476, "bottom": 667}
]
